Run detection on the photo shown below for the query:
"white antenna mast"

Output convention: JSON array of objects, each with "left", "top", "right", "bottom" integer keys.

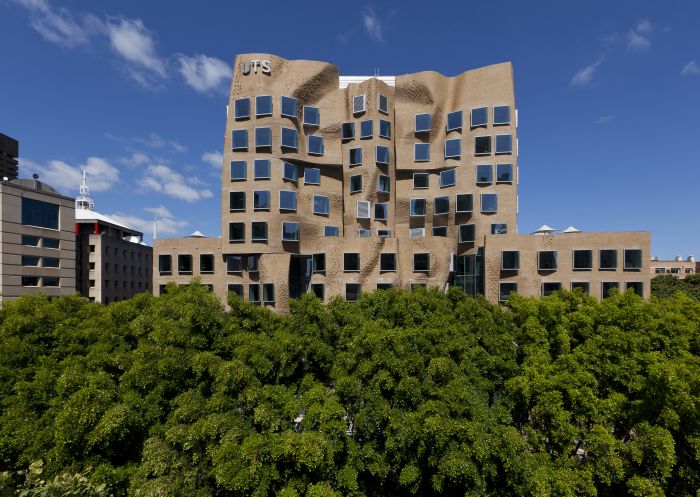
[
  {"left": 75, "top": 170, "right": 94, "bottom": 211},
  {"left": 153, "top": 218, "right": 158, "bottom": 240}
]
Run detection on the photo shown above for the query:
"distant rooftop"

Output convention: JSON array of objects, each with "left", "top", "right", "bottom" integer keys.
[{"left": 339, "top": 76, "right": 395, "bottom": 88}]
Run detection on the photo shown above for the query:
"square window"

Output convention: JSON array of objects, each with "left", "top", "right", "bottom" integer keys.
[
  {"left": 281, "top": 96, "right": 297, "bottom": 118},
  {"left": 432, "top": 226, "right": 447, "bottom": 237},
  {"left": 252, "top": 222, "right": 268, "bottom": 241},
  {"left": 247, "top": 255, "right": 259, "bottom": 272},
  {"left": 254, "top": 159, "right": 270, "bottom": 179},
  {"left": 254, "top": 190, "right": 270, "bottom": 210},
  {"left": 303, "top": 106, "right": 320, "bottom": 126},
  {"left": 374, "top": 202, "right": 388, "bottom": 220},
  {"left": 499, "top": 282, "right": 517, "bottom": 302},
  {"left": 234, "top": 98, "right": 250, "bottom": 119},
  {"left": 376, "top": 145, "right": 389, "bottom": 164},
  {"left": 410, "top": 198, "right": 426, "bottom": 216},
  {"left": 447, "top": 110, "right": 463, "bottom": 132},
  {"left": 480, "top": 193, "right": 498, "bottom": 213},
  {"left": 624, "top": 249, "right": 643, "bottom": 270},
  {"left": 312, "top": 253, "right": 326, "bottom": 272},
  {"left": 227, "top": 255, "right": 243, "bottom": 273},
  {"left": 349, "top": 147, "right": 362, "bottom": 165},
  {"left": 229, "top": 222, "right": 245, "bottom": 242},
  {"left": 601, "top": 281, "right": 619, "bottom": 297},
  {"left": 345, "top": 283, "right": 361, "bottom": 302},
  {"left": 262, "top": 283, "right": 275, "bottom": 303},
  {"left": 415, "top": 113, "right": 431, "bottom": 132},
  {"left": 200, "top": 254, "right": 215, "bottom": 273},
  {"left": 573, "top": 250, "right": 592, "bottom": 270},
  {"left": 409, "top": 227, "right": 425, "bottom": 238},
  {"left": 380, "top": 253, "right": 396, "bottom": 272},
  {"left": 229, "top": 191, "right": 246, "bottom": 211},
  {"left": 379, "top": 119, "right": 391, "bottom": 138},
  {"left": 43, "top": 277, "right": 59, "bottom": 287},
  {"left": 43, "top": 238, "right": 59, "bottom": 249},
  {"left": 459, "top": 224, "right": 475, "bottom": 243},
  {"left": 475, "top": 136, "right": 492, "bottom": 155},
  {"left": 279, "top": 190, "right": 297, "bottom": 211},
  {"left": 440, "top": 169, "right": 456, "bottom": 187},
  {"left": 311, "top": 283, "right": 325, "bottom": 299},
  {"left": 496, "top": 163, "right": 513, "bottom": 183},
  {"left": 282, "top": 162, "right": 298, "bottom": 181},
  {"left": 308, "top": 135, "right": 324, "bottom": 155},
  {"left": 414, "top": 143, "right": 430, "bottom": 161},
  {"left": 21, "top": 235, "right": 40, "bottom": 246},
  {"left": 21, "top": 255, "right": 40, "bottom": 266},
  {"left": 377, "top": 174, "right": 391, "bottom": 193},
  {"left": 344, "top": 253, "right": 360, "bottom": 272},
  {"left": 444, "top": 138, "right": 461, "bottom": 159},
  {"left": 254, "top": 127, "right": 272, "bottom": 148},
  {"left": 360, "top": 119, "right": 373, "bottom": 138},
  {"left": 342, "top": 122, "right": 355, "bottom": 140},
  {"left": 413, "top": 172, "right": 429, "bottom": 189},
  {"left": 324, "top": 226, "right": 339, "bottom": 236},
  {"left": 353, "top": 95, "right": 366, "bottom": 114},
  {"left": 304, "top": 167, "right": 321, "bottom": 185},
  {"left": 495, "top": 135, "right": 513, "bottom": 154},
  {"left": 249, "top": 284, "right": 260, "bottom": 303},
  {"left": 281, "top": 127, "right": 298, "bottom": 149},
  {"left": 571, "top": 281, "right": 590, "bottom": 294},
  {"left": 228, "top": 284, "right": 244, "bottom": 297},
  {"left": 378, "top": 93, "right": 388, "bottom": 114},
  {"left": 491, "top": 223, "right": 507, "bottom": 234},
  {"left": 493, "top": 105, "right": 510, "bottom": 125},
  {"left": 538, "top": 251, "right": 557, "bottom": 270},
  {"left": 358, "top": 229, "right": 371, "bottom": 237},
  {"left": 378, "top": 229, "right": 392, "bottom": 238},
  {"left": 542, "top": 282, "right": 562, "bottom": 297},
  {"left": 178, "top": 254, "right": 193, "bottom": 273},
  {"left": 350, "top": 174, "right": 362, "bottom": 193},
  {"left": 414, "top": 253, "right": 430, "bottom": 272},
  {"left": 356, "top": 200, "right": 370, "bottom": 219},
  {"left": 456, "top": 193, "right": 473, "bottom": 212},
  {"left": 232, "top": 130, "right": 248, "bottom": 150},
  {"left": 626, "top": 281, "right": 643, "bottom": 296},
  {"left": 256, "top": 95, "right": 272, "bottom": 116},
  {"left": 282, "top": 222, "right": 300, "bottom": 241},
  {"left": 158, "top": 254, "right": 172, "bottom": 273},
  {"left": 471, "top": 107, "right": 488, "bottom": 127},
  {"left": 433, "top": 196, "right": 449, "bottom": 215},
  {"left": 314, "top": 195, "right": 329, "bottom": 215},
  {"left": 502, "top": 251, "right": 519, "bottom": 270},
  {"left": 600, "top": 250, "right": 618, "bottom": 270}
]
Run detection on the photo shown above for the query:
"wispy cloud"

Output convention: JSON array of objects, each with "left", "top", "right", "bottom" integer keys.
[
  {"left": 102, "top": 18, "right": 166, "bottom": 87},
  {"left": 109, "top": 208, "right": 189, "bottom": 236},
  {"left": 10, "top": 0, "right": 93, "bottom": 47},
  {"left": 595, "top": 114, "right": 615, "bottom": 124},
  {"left": 141, "top": 164, "right": 213, "bottom": 203},
  {"left": 362, "top": 8, "right": 384, "bottom": 42},
  {"left": 681, "top": 60, "right": 700, "bottom": 76},
  {"left": 201, "top": 151, "right": 223, "bottom": 169},
  {"left": 176, "top": 54, "right": 231, "bottom": 94},
  {"left": 627, "top": 19, "right": 653, "bottom": 51},
  {"left": 571, "top": 57, "right": 604, "bottom": 87},
  {"left": 20, "top": 156, "right": 119, "bottom": 193}
]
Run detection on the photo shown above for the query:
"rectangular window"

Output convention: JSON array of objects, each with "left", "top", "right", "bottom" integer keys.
[
  {"left": 374, "top": 202, "right": 388, "bottom": 220},
  {"left": 22, "top": 276, "right": 40, "bottom": 287},
  {"left": 255, "top": 127, "right": 272, "bottom": 148},
  {"left": 358, "top": 229, "right": 371, "bottom": 238},
  {"left": 282, "top": 222, "right": 300, "bottom": 241},
  {"left": 249, "top": 255, "right": 260, "bottom": 272},
  {"left": 413, "top": 172, "right": 429, "bottom": 189},
  {"left": 342, "top": 122, "right": 355, "bottom": 140},
  {"left": 308, "top": 135, "right": 324, "bottom": 155},
  {"left": 254, "top": 190, "right": 270, "bottom": 210},
  {"left": 493, "top": 105, "right": 510, "bottom": 125},
  {"left": 376, "top": 145, "right": 389, "bottom": 164},
  {"left": 444, "top": 138, "right": 461, "bottom": 159},
  {"left": 409, "top": 227, "right": 425, "bottom": 238},
  {"left": 573, "top": 250, "right": 593, "bottom": 270},
  {"left": 43, "top": 257, "right": 59, "bottom": 268},
  {"left": 495, "top": 135, "right": 513, "bottom": 154},
  {"left": 249, "top": 284, "right": 260, "bottom": 303},
  {"left": 491, "top": 223, "right": 507, "bottom": 234},
  {"left": 228, "top": 284, "right": 243, "bottom": 297},
  {"left": 433, "top": 195, "right": 449, "bottom": 215},
  {"left": 360, "top": 119, "right": 373, "bottom": 138},
  {"left": 230, "top": 160, "right": 246, "bottom": 181},
  {"left": 349, "top": 147, "right": 362, "bottom": 165},
  {"left": 350, "top": 174, "right": 362, "bottom": 193},
  {"left": 200, "top": 254, "right": 215, "bottom": 273},
  {"left": 21, "top": 235, "right": 40, "bottom": 246},
  {"left": 624, "top": 249, "right": 643, "bottom": 270},
  {"left": 475, "top": 136, "right": 492, "bottom": 155},
  {"left": 378, "top": 93, "right": 388, "bottom": 114},
  {"left": 43, "top": 238, "right": 59, "bottom": 249},
  {"left": 496, "top": 163, "right": 513, "bottom": 183},
  {"left": 345, "top": 283, "right": 361, "bottom": 302},
  {"left": 227, "top": 255, "right": 243, "bottom": 273},
  {"left": 21, "top": 255, "right": 40, "bottom": 266},
  {"left": 304, "top": 167, "right": 321, "bottom": 185},
  {"left": 626, "top": 281, "right": 644, "bottom": 296},
  {"left": 414, "top": 143, "right": 430, "bottom": 161},
  {"left": 502, "top": 251, "right": 520, "bottom": 270},
  {"left": 601, "top": 281, "right": 620, "bottom": 297},
  {"left": 377, "top": 175, "right": 391, "bottom": 193},
  {"left": 43, "top": 277, "right": 59, "bottom": 287},
  {"left": 447, "top": 110, "right": 463, "bottom": 132},
  {"left": 356, "top": 201, "right": 370, "bottom": 219},
  {"left": 456, "top": 193, "right": 473, "bottom": 213},
  {"left": 234, "top": 97, "right": 250, "bottom": 119},
  {"left": 432, "top": 226, "right": 447, "bottom": 237},
  {"left": 324, "top": 226, "right": 339, "bottom": 237},
  {"left": 414, "top": 253, "right": 430, "bottom": 272},
  {"left": 353, "top": 95, "right": 366, "bottom": 114},
  {"left": 254, "top": 159, "right": 270, "bottom": 179},
  {"left": 281, "top": 96, "right": 297, "bottom": 118},
  {"left": 344, "top": 253, "right": 360, "bottom": 272},
  {"left": 377, "top": 283, "right": 393, "bottom": 290},
  {"left": 178, "top": 254, "right": 193, "bottom": 274},
  {"left": 281, "top": 127, "right": 298, "bottom": 149},
  {"left": 229, "top": 191, "right": 246, "bottom": 212},
  {"left": 481, "top": 193, "right": 498, "bottom": 213},
  {"left": 303, "top": 106, "right": 320, "bottom": 126},
  {"left": 476, "top": 164, "right": 493, "bottom": 184},
  {"left": 380, "top": 253, "right": 396, "bottom": 272},
  {"left": 654, "top": 267, "right": 665, "bottom": 274},
  {"left": 229, "top": 222, "right": 245, "bottom": 242},
  {"left": 415, "top": 113, "right": 431, "bottom": 132},
  {"left": 571, "top": 281, "right": 590, "bottom": 294},
  {"left": 600, "top": 250, "right": 618, "bottom": 270},
  {"left": 312, "top": 253, "right": 326, "bottom": 272},
  {"left": 459, "top": 224, "right": 475, "bottom": 243},
  {"left": 471, "top": 107, "right": 488, "bottom": 127},
  {"left": 255, "top": 95, "right": 272, "bottom": 116},
  {"left": 314, "top": 195, "right": 329, "bottom": 215},
  {"left": 282, "top": 162, "right": 298, "bottom": 181},
  {"left": 158, "top": 254, "right": 172, "bottom": 273},
  {"left": 262, "top": 283, "right": 275, "bottom": 304},
  {"left": 21, "top": 198, "right": 59, "bottom": 229},
  {"left": 499, "top": 282, "right": 517, "bottom": 302},
  {"left": 311, "top": 283, "right": 325, "bottom": 300},
  {"left": 279, "top": 190, "right": 297, "bottom": 211},
  {"left": 440, "top": 169, "right": 456, "bottom": 187},
  {"left": 379, "top": 119, "right": 391, "bottom": 138},
  {"left": 542, "top": 282, "right": 562, "bottom": 297},
  {"left": 410, "top": 198, "right": 426, "bottom": 216},
  {"left": 377, "top": 229, "right": 392, "bottom": 238},
  {"left": 538, "top": 251, "right": 557, "bottom": 270},
  {"left": 252, "top": 222, "right": 268, "bottom": 241},
  {"left": 232, "top": 130, "right": 248, "bottom": 150}
]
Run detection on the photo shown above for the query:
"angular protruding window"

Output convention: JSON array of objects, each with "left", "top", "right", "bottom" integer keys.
[
  {"left": 282, "top": 222, "right": 300, "bottom": 241},
  {"left": 471, "top": 106, "right": 488, "bottom": 127},
  {"left": 353, "top": 95, "right": 366, "bottom": 114},
  {"left": 234, "top": 98, "right": 250, "bottom": 119},
  {"left": 414, "top": 143, "right": 430, "bottom": 162},
  {"left": 281, "top": 96, "right": 297, "bottom": 118},
  {"left": 447, "top": 110, "right": 463, "bottom": 132},
  {"left": 493, "top": 106, "right": 510, "bottom": 125},
  {"left": 256, "top": 95, "right": 272, "bottom": 116},
  {"left": 232, "top": 130, "right": 248, "bottom": 150},
  {"left": 303, "top": 106, "right": 320, "bottom": 126},
  {"left": 415, "top": 113, "right": 431, "bottom": 133},
  {"left": 410, "top": 198, "right": 426, "bottom": 216},
  {"left": 281, "top": 127, "right": 298, "bottom": 149}
]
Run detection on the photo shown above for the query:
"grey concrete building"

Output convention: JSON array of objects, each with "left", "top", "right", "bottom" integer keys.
[{"left": 0, "top": 133, "right": 19, "bottom": 181}]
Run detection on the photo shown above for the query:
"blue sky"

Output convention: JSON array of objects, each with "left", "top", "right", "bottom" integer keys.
[{"left": 1, "top": 0, "right": 698, "bottom": 258}]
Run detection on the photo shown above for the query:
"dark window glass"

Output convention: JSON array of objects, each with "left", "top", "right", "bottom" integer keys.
[
  {"left": 281, "top": 127, "right": 298, "bottom": 149},
  {"left": 538, "top": 251, "right": 557, "bottom": 270},
  {"left": 471, "top": 107, "right": 488, "bottom": 126},
  {"left": 230, "top": 160, "right": 246, "bottom": 180},
  {"left": 256, "top": 95, "right": 272, "bottom": 116},
  {"left": 456, "top": 194, "right": 473, "bottom": 212},
  {"left": 311, "top": 283, "right": 325, "bottom": 299},
  {"left": 159, "top": 255, "right": 172, "bottom": 273},
  {"left": 434, "top": 196, "right": 449, "bottom": 215},
  {"left": 254, "top": 190, "right": 270, "bottom": 210},
  {"left": 571, "top": 281, "right": 590, "bottom": 294},
  {"left": 414, "top": 143, "right": 430, "bottom": 161},
  {"left": 380, "top": 253, "right": 396, "bottom": 272},
  {"left": 342, "top": 122, "right": 355, "bottom": 140},
  {"left": 281, "top": 96, "right": 297, "bottom": 118},
  {"left": 459, "top": 224, "right": 475, "bottom": 243},
  {"left": 229, "top": 222, "right": 245, "bottom": 242},
  {"left": 313, "top": 253, "right": 326, "bottom": 272},
  {"left": 573, "top": 250, "right": 592, "bottom": 270},
  {"left": 499, "top": 282, "right": 517, "bottom": 302},
  {"left": 413, "top": 173, "right": 429, "bottom": 189},
  {"left": 496, "top": 164, "right": 513, "bottom": 182},
  {"left": 234, "top": 98, "right": 250, "bottom": 119},
  {"left": 22, "top": 198, "right": 59, "bottom": 229},
  {"left": 410, "top": 198, "right": 426, "bottom": 216},
  {"left": 542, "top": 282, "right": 562, "bottom": 296},
  {"left": 280, "top": 191, "right": 297, "bottom": 211},
  {"left": 227, "top": 255, "right": 243, "bottom": 272},
  {"left": 262, "top": 283, "right": 275, "bottom": 303},
  {"left": 178, "top": 254, "right": 193, "bottom": 273},
  {"left": 360, "top": 120, "right": 373, "bottom": 138},
  {"left": 21, "top": 235, "right": 40, "bottom": 246},
  {"left": 379, "top": 119, "right": 391, "bottom": 138},
  {"left": 349, "top": 148, "right": 362, "bottom": 165},
  {"left": 229, "top": 191, "right": 246, "bottom": 211},
  {"left": 43, "top": 277, "right": 59, "bottom": 287},
  {"left": 493, "top": 105, "right": 510, "bottom": 125},
  {"left": 476, "top": 164, "right": 493, "bottom": 184},
  {"left": 282, "top": 162, "right": 298, "bottom": 181},
  {"left": 378, "top": 94, "right": 388, "bottom": 113},
  {"left": 414, "top": 253, "right": 430, "bottom": 272},
  {"left": 496, "top": 135, "right": 513, "bottom": 154},
  {"left": 282, "top": 222, "right": 299, "bottom": 241},
  {"left": 378, "top": 175, "right": 390, "bottom": 192},
  {"left": 228, "top": 284, "right": 243, "bottom": 297},
  {"left": 378, "top": 229, "right": 391, "bottom": 238},
  {"left": 252, "top": 222, "right": 268, "bottom": 241},
  {"left": 346, "top": 283, "right": 361, "bottom": 302},
  {"left": 415, "top": 113, "right": 431, "bottom": 132},
  {"left": 22, "top": 276, "right": 40, "bottom": 286},
  {"left": 502, "top": 251, "right": 519, "bottom": 270},
  {"left": 481, "top": 194, "right": 498, "bottom": 212},
  {"left": 440, "top": 169, "right": 456, "bottom": 187},
  {"left": 447, "top": 110, "right": 463, "bottom": 131},
  {"left": 249, "top": 284, "right": 260, "bottom": 302},
  {"left": 602, "top": 281, "right": 620, "bottom": 297},
  {"left": 247, "top": 255, "right": 259, "bottom": 272},
  {"left": 232, "top": 130, "right": 248, "bottom": 150},
  {"left": 600, "top": 250, "right": 618, "bottom": 270},
  {"left": 350, "top": 175, "right": 362, "bottom": 193},
  {"left": 376, "top": 146, "right": 389, "bottom": 164},
  {"left": 254, "top": 159, "right": 270, "bottom": 179},
  {"left": 491, "top": 223, "right": 507, "bottom": 234},
  {"left": 43, "top": 257, "right": 59, "bottom": 268},
  {"left": 255, "top": 127, "right": 272, "bottom": 148},
  {"left": 475, "top": 136, "right": 491, "bottom": 155},
  {"left": 374, "top": 202, "right": 388, "bottom": 220},
  {"left": 344, "top": 253, "right": 360, "bottom": 272},
  {"left": 624, "top": 249, "right": 643, "bottom": 270},
  {"left": 432, "top": 226, "right": 447, "bottom": 237},
  {"left": 377, "top": 283, "right": 393, "bottom": 290},
  {"left": 308, "top": 135, "right": 324, "bottom": 155},
  {"left": 314, "top": 195, "right": 329, "bottom": 215},
  {"left": 21, "top": 255, "right": 40, "bottom": 266},
  {"left": 626, "top": 281, "right": 643, "bottom": 296},
  {"left": 324, "top": 226, "right": 339, "bottom": 237},
  {"left": 200, "top": 254, "right": 215, "bottom": 273}
]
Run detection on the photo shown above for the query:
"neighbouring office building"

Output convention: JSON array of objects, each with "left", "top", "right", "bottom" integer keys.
[
  {"left": 650, "top": 255, "right": 697, "bottom": 278},
  {"left": 153, "top": 53, "right": 650, "bottom": 310},
  {"left": 0, "top": 133, "right": 19, "bottom": 181}
]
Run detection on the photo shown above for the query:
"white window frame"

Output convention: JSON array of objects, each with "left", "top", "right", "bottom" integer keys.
[
  {"left": 375, "top": 145, "right": 389, "bottom": 165},
  {"left": 480, "top": 193, "right": 498, "bottom": 213},
  {"left": 229, "top": 191, "right": 246, "bottom": 212},
  {"left": 304, "top": 167, "right": 321, "bottom": 185},
  {"left": 279, "top": 190, "right": 297, "bottom": 212},
  {"left": 255, "top": 126, "right": 272, "bottom": 148},
  {"left": 409, "top": 227, "right": 425, "bottom": 238},
  {"left": 324, "top": 225, "right": 340, "bottom": 237},
  {"left": 303, "top": 105, "right": 320, "bottom": 126},
  {"left": 496, "top": 163, "right": 513, "bottom": 183},
  {"left": 433, "top": 195, "right": 450, "bottom": 215},
  {"left": 313, "top": 195, "right": 330, "bottom": 215},
  {"left": 410, "top": 198, "right": 426, "bottom": 217},
  {"left": 280, "top": 96, "right": 297, "bottom": 119},
  {"left": 493, "top": 105, "right": 511, "bottom": 125},
  {"left": 344, "top": 253, "right": 360, "bottom": 272},
  {"left": 353, "top": 94, "right": 366, "bottom": 114},
  {"left": 254, "top": 159, "right": 271, "bottom": 180},
  {"left": 341, "top": 122, "right": 355, "bottom": 140},
  {"left": 308, "top": 135, "right": 324, "bottom": 156},
  {"left": 440, "top": 168, "right": 456, "bottom": 188},
  {"left": 444, "top": 138, "right": 461, "bottom": 159},
  {"left": 378, "top": 93, "right": 388, "bottom": 114},
  {"left": 230, "top": 160, "right": 247, "bottom": 181},
  {"left": 253, "top": 190, "right": 270, "bottom": 211},
  {"left": 495, "top": 134, "right": 513, "bottom": 155},
  {"left": 377, "top": 174, "right": 391, "bottom": 193},
  {"left": 282, "top": 162, "right": 298, "bottom": 182},
  {"left": 281, "top": 127, "right": 298, "bottom": 150},
  {"left": 379, "top": 119, "right": 391, "bottom": 139},
  {"left": 380, "top": 253, "right": 396, "bottom": 272},
  {"left": 356, "top": 200, "right": 370, "bottom": 219},
  {"left": 624, "top": 249, "right": 643, "bottom": 270},
  {"left": 229, "top": 222, "right": 245, "bottom": 242},
  {"left": 255, "top": 95, "right": 273, "bottom": 117},
  {"left": 358, "top": 229, "right": 371, "bottom": 238},
  {"left": 446, "top": 110, "right": 463, "bottom": 132},
  {"left": 432, "top": 226, "right": 448, "bottom": 237},
  {"left": 413, "top": 172, "right": 429, "bottom": 189},
  {"left": 349, "top": 174, "right": 362, "bottom": 193},
  {"left": 474, "top": 135, "right": 492, "bottom": 156},
  {"left": 349, "top": 147, "right": 363, "bottom": 166},
  {"left": 415, "top": 113, "right": 431, "bottom": 133},
  {"left": 360, "top": 119, "right": 373, "bottom": 138},
  {"left": 233, "top": 97, "right": 250, "bottom": 119},
  {"left": 471, "top": 106, "right": 488, "bottom": 127},
  {"left": 377, "top": 229, "right": 391, "bottom": 238},
  {"left": 232, "top": 130, "right": 248, "bottom": 151},
  {"left": 414, "top": 143, "right": 430, "bottom": 162},
  {"left": 282, "top": 221, "right": 300, "bottom": 241},
  {"left": 476, "top": 164, "right": 493, "bottom": 184}
]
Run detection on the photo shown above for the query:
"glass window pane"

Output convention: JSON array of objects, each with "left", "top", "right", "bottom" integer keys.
[
  {"left": 600, "top": 250, "right": 618, "bottom": 270},
  {"left": 283, "top": 162, "right": 298, "bottom": 181},
  {"left": 305, "top": 167, "right": 321, "bottom": 185},
  {"left": 496, "top": 163, "right": 513, "bottom": 183},
  {"left": 229, "top": 191, "right": 246, "bottom": 211},
  {"left": 314, "top": 195, "right": 329, "bottom": 214},
  {"left": 481, "top": 193, "right": 498, "bottom": 212},
  {"left": 475, "top": 136, "right": 491, "bottom": 155},
  {"left": 476, "top": 164, "right": 493, "bottom": 184},
  {"left": 376, "top": 146, "right": 389, "bottom": 164},
  {"left": 350, "top": 175, "right": 362, "bottom": 193},
  {"left": 413, "top": 173, "right": 429, "bottom": 189},
  {"left": 377, "top": 175, "right": 390, "bottom": 192},
  {"left": 21, "top": 255, "right": 40, "bottom": 266},
  {"left": 360, "top": 120, "right": 373, "bottom": 138},
  {"left": 256, "top": 95, "right": 272, "bottom": 116},
  {"left": 281, "top": 96, "right": 297, "bottom": 118},
  {"left": 624, "top": 249, "right": 643, "bottom": 270},
  {"left": 324, "top": 226, "right": 339, "bottom": 237},
  {"left": 378, "top": 94, "right": 388, "bottom": 113},
  {"left": 440, "top": 169, "right": 456, "bottom": 187},
  {"left": 374, "top": 202, "right": 388, "bottom": 220},
  {"left": 496, "top": 135, "right": 513, "bottom": 154},
  {"left": 308, "top": 135, "right": 324, "bottom": 155},
  {"left": 262, "top": 283, "right": 275, "bottom": 303},
  {"left": 380, "top": 253, "right": 396, "bottom": 271},
  {"left": 353, "top": 95, "right": 366, "bottom": 114},
  {"left": 538, "top": 251, "right": 557, "bottom": 270},
  {"left": 445, "top": 138, "right": 461, "bottom": 158},
  {"left": 356, "top": 201, "right": 370, "bottom": 218},
  {"left": 159, "top": 255, "right": 172, "bottom": 272},
  {"left": 252, "top": 222, "right": 268, "bottom": 241},
  {"left": 542, "top": 282, "right": 562, "bottom": 296},
  {"left": 571, "top": 281, "right": 590, "bottom": 294},
  {"left": 434, "top": 196, "right": 449, "bottom": 215},
  {"left": 227, "top": 255, "right": 242, "bottom": 272},
  {"left": 459, "top": 224, "right": 475, "bottom": 243},
  {"left": 303, "top": 106, "right": 320, "bottom": 126},
  {"left": 414, "top": 253, "right": 430, "bottom": 272},
  {"left": 573, "top": 250, "right": 592, "bottom": 270},
  {"left": 471, "top": 107, "right": 488, "bottom": 126},
  {"left": 456, "top": 194, "right": 473, "bottom": 213},
  {"left": 229, "top": 223, "right": 245, "bottom": 242},
  {"left": 344, "top": 253, "right": 360, "bottom": 271},
  {"left": 350, "top": 148, "right": 362, "bottom": 165},
  {"left": 232, "top": 130, "right": 248, "bottom": 150},
  {"left": 313, "top": 253, "right": 326, "bottom": 272},
  {"left": 602, "top": 281, "right": 619, "bottom": 297},
  {"left": 502, "top": 251, "right": 519, "bottom": 270},
  {"left": 253, "top": 190, "right": 270, "bottom": 210},
  {"left": 21, "top": 198, "right": 58, "bottom": 229},
  {"left": 230, "top": 161, "right": 246, "bottom": 181},
  {"left": 21, "top": 235, "right": 40, "bottom": 246},
  {"left": 414, "top": 143, "right": 430, "bottom": 161},
  {"left": 345, "top": 283, "right": 361, "bottom": 302},
  {"left": 432, "top": 226, "right": 447, "bottom": 237},
  {"left": 447, "top": 110, "right": 463, "bottom": 131},
  {"left": 491, "top": 223, "right": 507, "bottom": 234},
  {"left": 342, "top": 122, "right": 355, "bottom": 140},
  {"left": 415, "top": 113, "right": 431, "bottom": 132},
  {"left": 379, "top": 119, "right": 391, "bottom": 138},
  {"left": 254, "top": 159, "right": 270, "bottom": 179},
  {"left": 255, "top": 127, "right": 272, "bottom": 148},
  {"left": 249, "top": 284, "right": 260, "bottom": 302},
  {"left": 234, "top": 98, "right": 250, "bottom": 119},
  {"left": 282, "top": 222, "right": 299, "bottom": 241},
  {"left": 281, "top": 127, "right": 298, "bottom": 149},
  {"left": 493, "top": 105, "right": 510, "bottom": 125},
  {"left": 410, "top": 198, "right": 426, "bottom": 216},
  {"left": 280, "top": 191, "right": 297, "bottom": 211},
  {"left": 499, "top": 283, "right": 517, "bottom": 302}
]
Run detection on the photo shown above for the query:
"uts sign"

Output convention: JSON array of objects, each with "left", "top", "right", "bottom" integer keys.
[{"left": 241, "top": 60, "right": 271, "bottom": 75}]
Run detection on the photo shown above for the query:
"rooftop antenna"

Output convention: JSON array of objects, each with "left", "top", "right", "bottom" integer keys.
[
  {"left": 75, "top": 170, "right": 94, "bottom": 211},
  {"left": 153, "top": 218, "right": 158, "bottom": 240}
]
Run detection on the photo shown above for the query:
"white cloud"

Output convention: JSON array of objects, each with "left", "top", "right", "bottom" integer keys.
[
  {"left": 141, "top": 164, "right": 212, "bottom": 203},
  {"left": 10, "top": 0, "right": 92, "bottom": 47},
  {"left": 201, "top": 151, "right": 223, "bottom": 169},
  {"left": 571, "top": 57, "right": 604, "bottom": 87},
  {"left": 176, "top": 54, "right": 231, "bottom": 93},
  {"left": 681, "top": 60, "right": 700, "bottom": 76},
  {"left": 362, "top": 8, "right": 384, "bottom": 42},
  {"left": 103, "top": 18, "right": 166, "bottom": 87},
  {"left": 132, "top": 133, "right": 187, "bottom": 152},
  {"left": 144, "top": 205, "right": 172, "bottom": 218},
  {"left": 627, "top": 19, "right": 652, "bottom": 50},
  {"left": 20, "top": 156, "right": 119, "bottom": 193},
  {"left": 109, "top": 211, "right": 188, "bottom": 236}
]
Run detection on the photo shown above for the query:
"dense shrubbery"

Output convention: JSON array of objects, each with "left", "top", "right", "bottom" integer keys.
[
  {"left": 0, "top": 285, "right": 698, "bottom": 496},
  {"left": 652, "top": 274, "right": 700, "bottom": 301}
]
